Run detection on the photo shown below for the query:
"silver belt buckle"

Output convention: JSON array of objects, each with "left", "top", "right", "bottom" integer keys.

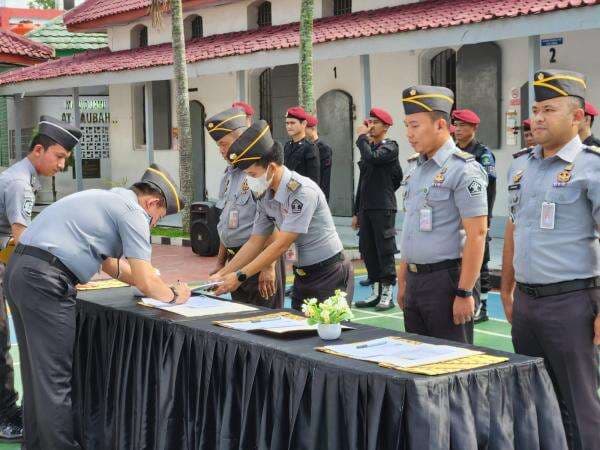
[{"left": 408, "top": 263, "right": 418, "bottom": 273}]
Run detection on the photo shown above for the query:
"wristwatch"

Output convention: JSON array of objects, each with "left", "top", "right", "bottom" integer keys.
[
  {"left": 236, "top": 270, "right": 247, "bottom": 283},
  {"left": 455, "top": 288, "right": 473, "bottom": 298},
  {"left": 169, "top": 286, "right": 178, "bottom": 304}
]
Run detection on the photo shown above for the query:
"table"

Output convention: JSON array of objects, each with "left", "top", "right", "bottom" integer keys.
[{"left": 73, "top": 288, "right": 567, "bottom": 450}]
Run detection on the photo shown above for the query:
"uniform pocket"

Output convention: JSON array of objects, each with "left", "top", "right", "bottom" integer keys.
[
  {"left": 545, "top": 187, "right": 582, "bottom": 204},
  {"left": 382, "top": 228, "right": 398, "bottom": 255},
  {"left": 427, "top": 187, "right": 451, "bottom": 202}
]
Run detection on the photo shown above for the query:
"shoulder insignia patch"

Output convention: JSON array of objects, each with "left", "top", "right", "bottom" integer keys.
[
  {"left": 241, "top": 179, "right": 249, "bottom": 192},
  {"left": 407, "top": 153, "right": 420, "bottom": 162},
  {"left": 453, "top": 150, "right": 475, "bottom": 162},
  {"left": 287, "top": 179, "right": 301, "bottom": 192},
  {"left": 512, "top": 147, "right": 533, "bottom": 159},
  {"left": 291, "top": 198, "right": 303, "bottom": 214},
  {"left": 584, "top": 145, "right": 600, "bottom": 156}
]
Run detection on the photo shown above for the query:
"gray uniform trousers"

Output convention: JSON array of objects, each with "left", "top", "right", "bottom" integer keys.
[
  {"left": 3, "top": 253, "right": 81, "bottom": 450},
  {"left": 404, "top": 266, "right": 479, "bottom": 344},
  {"left": 512, "top": 287, "right": 600, "bottom": 450},
  {"left": 0, "top": 264, "right": 18, "bottom": 417}
]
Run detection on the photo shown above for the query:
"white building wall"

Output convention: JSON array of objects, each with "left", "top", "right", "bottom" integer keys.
[{"left": 352, "top": 0, "right": 420, "bottom": 13}]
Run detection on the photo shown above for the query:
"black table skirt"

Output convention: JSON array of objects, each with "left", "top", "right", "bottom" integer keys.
[{"left": 73, "top": 288, "right": 567, "bottom": 450}]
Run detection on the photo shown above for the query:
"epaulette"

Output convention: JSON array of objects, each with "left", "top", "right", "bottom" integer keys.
[
  {"left": 584, "top": 145, "right": 600, "bottom": 156},
  {"left": 453, "top": 150, "right": 475, "bottom": 162},
  {"left": 287, "top": 178, "right": 301, "bottom": 192},
  {"left": 407, "top": 153, "right": 420, "bottom": 162},
  {"left": 512, "top": 147, "right": 533, "bottom": 159}
]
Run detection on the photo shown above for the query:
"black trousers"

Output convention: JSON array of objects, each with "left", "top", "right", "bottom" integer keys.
[
  {"left": 227, "top": 252, "right": 285, "bottom": 309},
  {"left": 512, "top": 287, "right": 600, "bottom": 450},
  {"left": 3, "top": 253, "right": 81, "bottom": 450},
  {"left": 0, "top": 264, "right": 18, "bottom": 418},
  {"left": 404, "top": 267, "right": 479, "bottom": 344},
  {"left": 358, "top": 210, "right": 397, "bottom": 285},
  {"left": 480, "top": 233, "right": 491, "bottom": 294},
  {"left": 291, "top": 258, "right": 354, "bottom": 311}
]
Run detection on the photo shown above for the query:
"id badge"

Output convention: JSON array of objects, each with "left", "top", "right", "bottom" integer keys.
[
  {"left": 419, "top": 206, "right": 433, "bottom": 232},
  {"left": 228, "top": 210, "right": 239, "bottom": 229},
  {"left": 540, "top": 202, "right": 556, "bottom": 230},
  {"left": 286, "top": 243, "right": 298, "bottom": 262}
]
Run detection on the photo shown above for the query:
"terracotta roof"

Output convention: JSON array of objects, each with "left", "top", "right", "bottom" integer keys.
[
  {"left": 1, "top": 0, "right": 598, "bottom": 86},
  {"left": 0, "top": 28, "right": 54, "bottom": 62},
  {"left": 26, "top": 16, "right": 107, "bottom": 51}
]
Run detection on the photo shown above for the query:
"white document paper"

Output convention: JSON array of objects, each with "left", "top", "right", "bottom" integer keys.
[
  {"left": 223, "top": 316, "right": 317, "bottom": 332},
  {"left": 139, "top": 295, "right": 257, "bottom": 317},
  {"left": 322, "top": 338, "right": 481, "bottom": 368}
]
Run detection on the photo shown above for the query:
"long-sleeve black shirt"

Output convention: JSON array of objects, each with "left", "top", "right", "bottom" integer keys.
[
  {"left": 283, "top": 138, "right": 320, "bottom": 185},
  {"left": 354, "top": 135, "right": 403, "bottom": 214},
  {"left": 314, "top": 139, "right": 332, "bottom": 201}
]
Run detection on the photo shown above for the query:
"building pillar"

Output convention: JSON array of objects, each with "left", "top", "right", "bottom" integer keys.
[
  {"left": 528, "top": 35, "right": 540, "bottom": 113},
  {"left": 144, "top": 81, "right": 154, "bottom": 165},
  {"left": 360, "top": 54, "right": 372, "bottom": 118},
  {"left": 72, "top": 87, "right": 83, "bottom": 191}
]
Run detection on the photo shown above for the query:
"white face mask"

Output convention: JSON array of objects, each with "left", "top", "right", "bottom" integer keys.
[{"left": 246, "top": 166, "right": 273, "bottom": 197}]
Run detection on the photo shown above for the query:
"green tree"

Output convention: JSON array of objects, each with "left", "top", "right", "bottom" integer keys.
[
  {"left": 28, "top": 0, "right": 56, "bottom": 9},
  {"left": 298, "top": 0, "right": 315, "bottom": 113},
  {"left": 150, "top": 0, "right": 193, "bottom": 232}
]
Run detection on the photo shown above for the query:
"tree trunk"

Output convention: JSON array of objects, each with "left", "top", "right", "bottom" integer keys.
[
  {"left": 298, "top": 0, "right": 315, "bottom": 113},
  {"left": 170, "top": 0, "right": 193, "bottom": 233}
]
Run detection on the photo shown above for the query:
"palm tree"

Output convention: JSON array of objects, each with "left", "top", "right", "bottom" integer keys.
[
  {"left": 150, "top": 0, "right": 193, "bottom": 232},
  {"left": 299, "top": 0, "right": 315, "bottom": 114}
]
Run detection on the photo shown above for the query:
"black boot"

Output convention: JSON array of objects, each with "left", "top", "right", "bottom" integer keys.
[
  {"left": 354, "top": 282, "right": 380, "bottom": 308},
  {"left": 0, "top": 406, "right": 23, "bottom": 443},
  {"left": 474, "top": 294, "right": 489, "bottom": 323},
  {"left": 359, "top": 278, "right": 373, "bottom": 287}
]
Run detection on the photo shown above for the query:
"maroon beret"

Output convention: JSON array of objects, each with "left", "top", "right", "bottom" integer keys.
[
  {"left": 585, "top": 101, "right": 599, "bottom": 117},
  {"left": 232, "top": 101, "right": 254, "bottom": 116},
  {"left": 522, "top": 119, "right": 531, "bottom": 130},
  {"left": 305, "top": 114, "right": 318, "bottom": 127},
  {"left": 369, "top": 107, "right": 393, "bottom": 126},
  {"left": 452, "top": 109, "right": 480, "bottom": 125},
  {"left": 286, "top": 106, "right": 308, "bottom": 121}
]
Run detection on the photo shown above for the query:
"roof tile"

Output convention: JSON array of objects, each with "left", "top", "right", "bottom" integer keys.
[
  {"left": 0, "top": 28, "right": 54, "bottom": 61},
  {"left": 2, "top": 0, "right": 598, "bottom": 86}
]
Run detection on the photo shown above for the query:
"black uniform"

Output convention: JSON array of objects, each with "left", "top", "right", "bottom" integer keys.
[
  {"left": 459, "top": 139, "right": 496, "bottom": 296},
  {"left": 283, "top": 138, "right": 320, "bottom": 185},
  {"left": 583, "top": 134, "right": 600, "bottom": 147},
  {"left": 354, "top": 135, "right": 402, "bottom": 285},
  {"left": 314, "top": 139, "right": 332, "bottom": 201}
]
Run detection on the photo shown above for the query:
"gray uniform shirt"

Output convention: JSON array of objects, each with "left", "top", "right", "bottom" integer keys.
[
  {"left": 508, "top": 135, "right": 600, "bottom": 284},
  {"left": 216, "top": 166, "right": 256, "bottom": 248},
  {"left": 0, "top": 158, "right": 40, "bottom": 238},
  {"left": 252, "top": 167, "right": 343, "bottom": 267},
  {"left": 400, "top": 138, "right": 488, "bottom": 264},
  {"left": 20, "top": 187, "right": 152, "bottom": 283}
]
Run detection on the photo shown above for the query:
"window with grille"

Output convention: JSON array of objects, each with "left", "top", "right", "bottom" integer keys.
[
  {"left": 192, "top": 16, "right": 203, "bottom": 39},
  {"left": 131, "top": 25, "right": 148, "bottom": 49},
  {"left": 430, "top": 49, "right": 456, "bottom": 96},
  {"left": 139, "top": 27, "right": 148, "bottom": 48},
  {"left": 333, "top": 0, "right": 351, "bottom": 15},
  {"left": 257, "top": 2, "right": 271, "bottom": 28}
]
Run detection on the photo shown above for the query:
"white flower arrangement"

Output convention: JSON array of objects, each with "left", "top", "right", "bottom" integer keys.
[{"left": 301, "top": 290, "right": 353, "bottom": 325}]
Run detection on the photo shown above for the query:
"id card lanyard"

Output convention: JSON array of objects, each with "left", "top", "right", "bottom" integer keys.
[{"left": 420, "top": 156, "right": 452, "bottom": 232}]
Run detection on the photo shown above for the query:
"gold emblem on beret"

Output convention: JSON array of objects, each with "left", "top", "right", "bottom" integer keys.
[
  {"left": 410, "top": 89, "right": 416, "bottom": 96},
  {"left": 208, "top": 122, "right": 214, "bottom": 129},
  {"left": 229, "top": 153, "right": 237, "bottom": 160},
  {"left": 537, "top": 73, "right": 544, "bottom": 81}
]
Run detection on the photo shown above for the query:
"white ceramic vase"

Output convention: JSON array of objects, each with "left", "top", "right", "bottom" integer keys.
[{"left": 317, "top": 323, "right": 342, "bottom": 340}]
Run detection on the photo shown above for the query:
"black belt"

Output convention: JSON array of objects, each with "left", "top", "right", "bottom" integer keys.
[
  {"left": 14, "top": 244, "right": 79, "bottom": 284},
  {"left": 293, "top": 252, "right": 343, "bottom": 277},
  {"left": 407, "top": 258, "right": 461, "bottom": 274},
  {"left": 517, "top": 277, "right": 600, "bottom": 298}
]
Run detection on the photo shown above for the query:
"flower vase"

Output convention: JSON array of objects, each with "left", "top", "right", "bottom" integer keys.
[{"left": 317, "top": 323, "right": 342, "bottom": 340}]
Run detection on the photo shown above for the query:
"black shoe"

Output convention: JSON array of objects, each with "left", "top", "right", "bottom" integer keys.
[
  {"left": 354, "top": 282, "right": 380, "bottom": 308},
  {"left": 359, "top": 278, "right": 373, "bottom": 287},
  {"left": 0, "top": 406, "right": 23, "bottom": 443},
  {"left": 474, "top": 299, "right": 489, "bottom": 323}
]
